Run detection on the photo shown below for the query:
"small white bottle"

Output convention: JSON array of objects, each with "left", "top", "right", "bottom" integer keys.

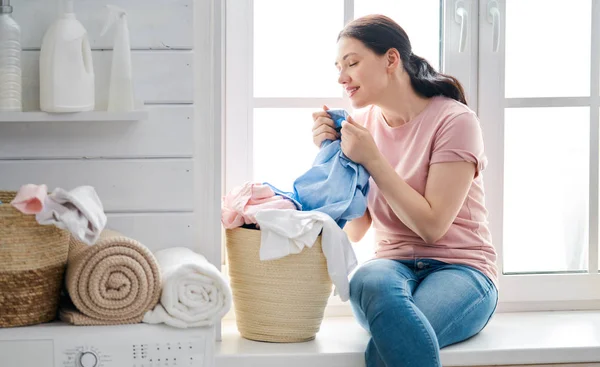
[
  {"left": 0, "top": 0, "right": 22, "bottom": 112},
  {"left": 101, "top": 4, "right": 135, "bottom": 112}
]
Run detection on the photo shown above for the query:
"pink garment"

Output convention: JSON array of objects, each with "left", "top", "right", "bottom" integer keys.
[
  {"left": 356, "top": 96, "right": 498, "bottom": 286},
  {"left": 221, "top": 182, "right": 297, "bottom": 229},
  {"left": 10, "top": 184, "right": 48, "bottom": 214}
]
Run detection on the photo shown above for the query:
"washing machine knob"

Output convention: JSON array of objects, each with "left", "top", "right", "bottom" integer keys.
[{"left": 79, "top": 351, "right": 98, "bottom": 367}]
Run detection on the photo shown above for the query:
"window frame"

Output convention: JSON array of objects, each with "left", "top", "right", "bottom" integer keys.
[
  {"left": 223, "top": 0, "right": 600, "bottom": 316},
  {"left": 477, "top": 0, "right": 600, "bottom": 308}
]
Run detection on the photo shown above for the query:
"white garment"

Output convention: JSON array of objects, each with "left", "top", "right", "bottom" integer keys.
[
  {"left": 143, "top": 247, "right": 232, "bottom": 328},
  {"left": 36, "top": 186, "right": 107, "bottom": 245},
  {"left": 255, "top": 209, "right": 358, "bottom": 302}
]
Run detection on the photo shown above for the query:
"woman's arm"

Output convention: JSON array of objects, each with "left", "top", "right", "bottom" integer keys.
[
  {"left": 365, "top": 158, "right": 475, "bottom": 244},
  {"left": 344, "top": 209, "right": 372, "bottom": 243},
  {"left": 339, "top": 113, "right": 481, "bottom": 244}
]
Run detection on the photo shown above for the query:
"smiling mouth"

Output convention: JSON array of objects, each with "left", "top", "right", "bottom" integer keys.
[{"left": 346, "top": 86, "right": 359, "bottom": 97}]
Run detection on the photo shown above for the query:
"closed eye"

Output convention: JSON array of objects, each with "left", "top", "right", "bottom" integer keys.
[{"left": 349, "top": 62, "right": 358, "bottom": 67}]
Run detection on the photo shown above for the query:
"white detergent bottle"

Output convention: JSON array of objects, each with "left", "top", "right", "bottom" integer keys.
[
  {"left": 39, "top": 0, "right": 94, "bottom": 112},
  {"left": 101, "top": 4, "right": 134, "bottom": 112}
]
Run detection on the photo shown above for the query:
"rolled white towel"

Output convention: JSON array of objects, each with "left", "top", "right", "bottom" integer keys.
[{"left": 143, "top": 247, "right": 232, "bottom": 328}]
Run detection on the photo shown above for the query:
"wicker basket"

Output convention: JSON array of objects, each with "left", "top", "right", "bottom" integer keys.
[
  {"left": 0, "top": 190, "right": 70, "bottom": 327},
  {"left": 225, "top": 226, "right": 332, "bottom": 343}
]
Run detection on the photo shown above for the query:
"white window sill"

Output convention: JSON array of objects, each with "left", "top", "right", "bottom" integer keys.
[{"left": 216, "top": 310, "right": 600, "bottom": 367}]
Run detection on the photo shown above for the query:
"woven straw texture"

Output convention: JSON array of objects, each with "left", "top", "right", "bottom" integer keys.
[
  {"left": 59, "top": 229, "right": 161, "bottom": 326},
  {"left": 225, "top": 227, "right": 332, "bottom": 343},
  {"left": 0, "top": 190, "right": 70, "bottom": 328}
]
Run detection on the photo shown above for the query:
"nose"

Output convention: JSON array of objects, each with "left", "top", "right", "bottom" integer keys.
[{"left": 338, "top": 70, "right": 351, "bottom": 85}]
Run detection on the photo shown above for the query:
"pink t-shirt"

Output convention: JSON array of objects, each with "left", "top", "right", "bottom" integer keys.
[{"left": 354, "top": 95, "right": 498, "bottom": 286}]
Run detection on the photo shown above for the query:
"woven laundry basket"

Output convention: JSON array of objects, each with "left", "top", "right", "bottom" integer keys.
[
  {"left": 225, "top": 227, "right": 333, "bottom": 343},
  {"left": 0, "top": 190, "right": 70, "bottom": 327}
]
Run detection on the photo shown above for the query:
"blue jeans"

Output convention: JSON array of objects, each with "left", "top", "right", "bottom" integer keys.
[{"left": 349, "top": 258, "right": 498, "bottom": 367}]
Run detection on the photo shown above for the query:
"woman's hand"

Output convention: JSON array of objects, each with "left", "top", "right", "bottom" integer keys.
[
  {"left": 340, "top": 115, "right": 381, "bottom": 168},
  {"left": 312, "top": 105, "right": 339, "bottom": 148}
]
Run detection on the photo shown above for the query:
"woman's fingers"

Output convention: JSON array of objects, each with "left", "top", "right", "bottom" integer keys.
[
  {"left": 313, "top": 123, "right": 338, "bottom": 138},
  {"left": 312, "top": 124, "right": 339, "bottom": 146},
  {"left": 312, "top": 115, "right": 336, "bottom": 131}
]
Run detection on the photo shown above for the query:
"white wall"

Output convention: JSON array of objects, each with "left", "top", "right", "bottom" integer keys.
[{"left": 0, "top": 0, "right": 222, "bottom": 267}]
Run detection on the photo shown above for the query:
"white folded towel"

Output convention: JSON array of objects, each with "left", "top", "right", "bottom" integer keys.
[
  {"left": 143, "top": 247, "right": 232, "bottom": 328},
  {"left": 36, "top": 186, "right": 107, "bottom": 245},
  {"left": 255, "top": 209, "right": 358, "bottom": 302}
]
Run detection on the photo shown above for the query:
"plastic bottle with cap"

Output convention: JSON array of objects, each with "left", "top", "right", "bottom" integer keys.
[
  {"left": 101, "top": 4, "right": 135, "bottom": 112},
  {"left": 39, "top": 0, "right": 95, "bottom": 112},
  {"left": 0, "top": 0, "right": 22, "bottom": 112}
]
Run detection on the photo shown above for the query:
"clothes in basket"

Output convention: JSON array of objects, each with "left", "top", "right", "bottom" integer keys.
[
  {"left": 221, "top": 182, "right": 297, "bottom": 229},
  {"left": 255, "top": 208, "right": 358, "bottom": 301},
  {"left": 10, "top": 184, "right": 107, "bottom": 245}
]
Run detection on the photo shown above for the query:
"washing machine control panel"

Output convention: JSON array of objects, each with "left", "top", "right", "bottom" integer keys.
[
  {"left": 0, "top": 322, "right": 214, "bottom": 367},
  {"left": 60, "top": 345, "right": 110, "bottom": 367},
  {"left": 55, "top": 337, "right": 208, "bottom": 366}
]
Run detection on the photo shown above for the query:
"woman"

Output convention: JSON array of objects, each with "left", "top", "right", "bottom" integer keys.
[{"left": 312, "top": 15, "right": 499, "bottom": 367}]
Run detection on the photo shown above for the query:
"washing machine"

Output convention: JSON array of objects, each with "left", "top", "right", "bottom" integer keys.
[{"left": 0, "top": 321, "right": 215, "bottom": 367}]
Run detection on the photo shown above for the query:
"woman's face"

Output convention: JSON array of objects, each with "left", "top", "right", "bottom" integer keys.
[{"left": 335, "top": 37, "right": 391, "bottom": 109}]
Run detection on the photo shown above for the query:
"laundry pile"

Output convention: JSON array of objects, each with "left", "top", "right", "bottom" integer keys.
[
  {"left": 10, "top": 183, "right": 107, "bottom": 245},
  {"left": 7, "top": 183, "right": 231, "bottom": 328},
  {"left": 221, "top": 109, "right": 368, "bottom": 301}
]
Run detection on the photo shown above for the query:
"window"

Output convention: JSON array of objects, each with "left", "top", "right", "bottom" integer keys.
[
  {"left": 224, "top": 0, "right": 600, "bottom": 313},
  {"left": 479, "top": 0, "right": 600, "bottom": 306}
]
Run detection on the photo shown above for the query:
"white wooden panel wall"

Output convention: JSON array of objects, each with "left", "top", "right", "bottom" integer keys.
[
  {"left": 0, "top": 106, "right": 194, "bottom": 159},
  {"left": 0, "top": 0, "right": 213, "bottom": 256},
  {"left": 14, "top": 0, "right": 193, "bottom": 50},
  {"left": 0, "top": 160, "right": 194, "bottom": 211},
  {"left": 107, "top": 213, "right": 195, "bottom": 252}
]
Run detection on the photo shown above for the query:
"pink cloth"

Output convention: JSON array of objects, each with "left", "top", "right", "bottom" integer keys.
[
  {"left": 10, "top": 184, "right": 48, "bottom": 214},
  {"left": 356, "top": 96, "right": 498, "bottom": 286},
  {"left": 221, "top": 182, "right": 297, "bottom": 229}
]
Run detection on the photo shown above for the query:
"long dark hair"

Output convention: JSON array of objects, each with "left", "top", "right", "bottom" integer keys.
[{"left": 338, "top": 14, "right": 467, "bottom": 105}]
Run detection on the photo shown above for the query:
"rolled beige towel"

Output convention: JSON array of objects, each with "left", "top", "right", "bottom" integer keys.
[{"left": 60, "top": 229, "right": 161, "bottom": 325}]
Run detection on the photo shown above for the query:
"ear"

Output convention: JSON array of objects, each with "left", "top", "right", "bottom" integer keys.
[{"left": 386, "top": 48, "right": 401, "bottom": 73}]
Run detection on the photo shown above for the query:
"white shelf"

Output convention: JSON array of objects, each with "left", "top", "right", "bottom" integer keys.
[{"left": 0, "top": 109, "right": 148, "bottom": 122}]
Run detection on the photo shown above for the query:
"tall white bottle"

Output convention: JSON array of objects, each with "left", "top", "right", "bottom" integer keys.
[
  {"left": 39, "top": 0, "right": 94, "bottom": 112},
  {"left": 0, "top": 0, "right": 22, "bottom": 112},
  {"left": 101, "top": 5, "right": 135, "bottom": 112}
]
